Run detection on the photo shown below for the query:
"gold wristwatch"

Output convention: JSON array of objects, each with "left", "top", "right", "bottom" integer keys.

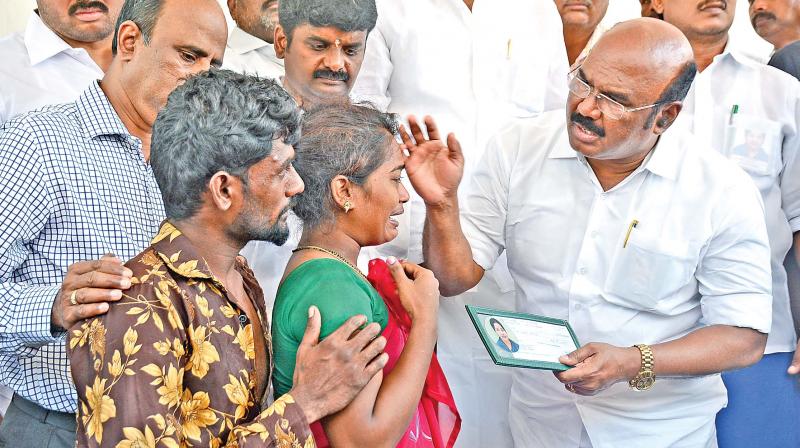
[{"left": 629, "top": 343, "right": 656, "bottom": 391}]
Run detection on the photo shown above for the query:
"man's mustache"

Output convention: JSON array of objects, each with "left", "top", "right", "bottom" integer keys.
[
  {"left": 751, "top": 11, "right": 776, "bottom": 26},
  {"left": 313, "top": 69, "right": 349, "bottom": 82},
  {"left": 570, "top": 111, "right": 606, "bottom": 138},
  {"left": 68, "top": 1, "right": 109, "bottom": 15}
]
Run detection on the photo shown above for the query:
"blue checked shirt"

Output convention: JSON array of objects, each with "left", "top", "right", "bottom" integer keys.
[{"left": 0, "top": 81, "right": 164, "bottom": 412}]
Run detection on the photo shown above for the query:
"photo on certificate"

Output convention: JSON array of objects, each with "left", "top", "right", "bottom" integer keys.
[{"left": 466, "top": 305, "right": 580, "bottom": 371}]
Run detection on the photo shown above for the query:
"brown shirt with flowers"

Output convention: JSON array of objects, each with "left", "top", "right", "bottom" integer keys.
[{"left": 69, "top": 221, "right": 315, "bottom": 448}]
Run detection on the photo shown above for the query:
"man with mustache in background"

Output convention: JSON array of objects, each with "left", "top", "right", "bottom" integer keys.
[
  {"left": 223, "top": 0, "right": 285, "bottom": 79},
  {"left": 749, "top": 0, "right": 800, "bottom": 52},
  {"left": 652, "top": 0, "right": 800, "bottom": 446},
  {"left": 0, "top": 0, "right": 123, "bottom": 124},
  {"left": 274, "top": 0, "right": 375, "bottom": 105}
]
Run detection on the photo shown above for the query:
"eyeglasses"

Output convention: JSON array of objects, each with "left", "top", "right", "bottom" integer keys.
[{"left": 567, "top": 66, "right": 662, "bottom": 120}]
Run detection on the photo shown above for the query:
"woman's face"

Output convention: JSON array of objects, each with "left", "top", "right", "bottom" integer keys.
[
  {"left": 493, "top": 323, "right": 509, "bottom": 339},
  {"left": 351, "top": 139, "right": 409, "bottom": 246}
]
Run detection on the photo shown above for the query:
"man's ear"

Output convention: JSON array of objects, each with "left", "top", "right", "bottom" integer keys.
[
  {"left": 274, "top": 25, "right": 288, "bottom": 59},
  {"left": 115, "top": 20, "right": 142, "bottom": 62},
  {"left": 653, "top": 102, "right": 682, "bottom": 134},
  {"left": 651, "top": 0, "right": 665, "bottom": 15},
  {"left": 208, "top": 171, "right": 245, "bottom": 212}
]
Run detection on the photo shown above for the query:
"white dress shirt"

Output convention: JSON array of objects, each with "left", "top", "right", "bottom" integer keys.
[
  {"left": 674, "top": 46, "right": 800, "bottom": 354},
  {"left": 222, "top": 26, "right": 285, "bottom": 80},
  {"left": 0, "top": 13, "right": 103, "bottom": 124},
  {"left": 463, "top": 110, "right": 772, "bottom": 448},
  {"left": 351, "top": 1, "right": 568, "bottom": 445}
]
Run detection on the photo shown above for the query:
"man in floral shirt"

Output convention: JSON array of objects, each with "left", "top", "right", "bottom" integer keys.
[{"left": 69, "top": 69, "right": 389, "bottom": 447}]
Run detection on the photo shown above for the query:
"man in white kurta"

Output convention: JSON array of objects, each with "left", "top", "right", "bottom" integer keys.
[
  {"left": 411, "top": 19, "right": 773, "bottom": 447},
  {"left": 350, "top": 2, "right": 568, "bottom": 444}
]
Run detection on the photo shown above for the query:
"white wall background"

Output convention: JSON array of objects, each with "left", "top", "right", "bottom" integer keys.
[{"left": 0, "top": 0, "right": 773, "bottom": 61}]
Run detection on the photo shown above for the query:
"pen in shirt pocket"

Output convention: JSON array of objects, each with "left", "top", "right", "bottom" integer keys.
[
  {"left": 623, "top": 219, "right": 639, "bottom": 248},
  {"left": 729, "top": 104, "right": 739, "bottom": 125}
]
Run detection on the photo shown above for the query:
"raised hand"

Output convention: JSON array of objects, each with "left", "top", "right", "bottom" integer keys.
[{"left": 401, "top": 115, "right": 465, "bottom": 208}]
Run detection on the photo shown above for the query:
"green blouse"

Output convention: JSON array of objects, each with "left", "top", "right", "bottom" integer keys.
[{"left": 271, "top": 258, "right": 389, "bottom": 397}]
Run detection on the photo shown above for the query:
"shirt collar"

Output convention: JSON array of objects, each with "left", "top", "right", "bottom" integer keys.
[
  {"left": 548, "top": 127, "right": 579, "bottom": 159},
  {"left": 24, "top": 12, "right": 77, "bottom": 66},
  {"left": 76, "top": 81, "right": 132, "bottom": 139},
  {"left": 710, "top": 40, "right": 763, "bottom": 70},
  {"left": 642, "top": 130, "right": 684, "bottom": 181},
  {"left": 151, "top": 221, "right": 217, "bottom": 281},
  {"left": 150, "top": 221, "right": 259, "bottom": 299},
  {"left": 227, "top": 26, "right": 274, "bottom": 55},
  {"left": 548, "top": 122, "right": 684, "bottom": 181}
]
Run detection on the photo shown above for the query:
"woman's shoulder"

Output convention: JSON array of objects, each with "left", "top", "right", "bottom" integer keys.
[{"left": 273, "top": 258, "right": 386, "bottom": 339}]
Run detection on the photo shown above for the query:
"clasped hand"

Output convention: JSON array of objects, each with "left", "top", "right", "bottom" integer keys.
[{"left": 554, "top": 342, "right": 642, "bottom": 396}]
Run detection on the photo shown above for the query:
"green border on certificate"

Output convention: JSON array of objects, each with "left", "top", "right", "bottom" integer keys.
[{"left": 466, "top": 305, "right": 581, "bottom": 371}]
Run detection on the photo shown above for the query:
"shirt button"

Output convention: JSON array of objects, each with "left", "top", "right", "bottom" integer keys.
[
  {"left": 578, "top": 267, "right": 588, "bottom": 275},
  {"left": 573, "top": 303, "right": 583, "bottom": 310}
]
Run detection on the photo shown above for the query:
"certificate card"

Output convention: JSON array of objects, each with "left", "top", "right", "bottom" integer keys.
[{"left": 466, "top": 305, "right": 580, "bottom": 371}]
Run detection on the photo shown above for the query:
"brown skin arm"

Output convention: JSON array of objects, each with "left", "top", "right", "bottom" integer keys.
[
  {"left": 422, "top": 199, "right": 485, "bottom": 296},
  {"left": 323, "top": 261, "right": 440, "bottom": 447},
  {"left": 555, "top": 325, "right": 767, "bottom": 395}
]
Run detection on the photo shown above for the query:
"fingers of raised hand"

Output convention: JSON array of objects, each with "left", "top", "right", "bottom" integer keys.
[
  {"left": 423, "top": 116, "right": 440, "bottom": 141},
  {"left": 407, "top": 115, "right": 428, "bottom": 144}
]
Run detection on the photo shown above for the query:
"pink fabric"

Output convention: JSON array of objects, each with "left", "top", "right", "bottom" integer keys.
[{"left": 309, "top": 259, "right": 461, "bottom": 447}]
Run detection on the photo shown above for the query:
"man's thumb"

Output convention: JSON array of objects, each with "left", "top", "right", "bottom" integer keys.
[{"left": 300, "top": 305, "right": 321, "bottom": 347}]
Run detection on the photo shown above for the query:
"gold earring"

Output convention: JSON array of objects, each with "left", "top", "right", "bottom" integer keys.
[{"left": 343, "top": 200, "right": 352, "bottom": 213}]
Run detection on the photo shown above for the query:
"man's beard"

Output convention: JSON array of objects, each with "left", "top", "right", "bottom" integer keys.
[{"left": 230, "top": 202, "right": 292, "bottom": 247}]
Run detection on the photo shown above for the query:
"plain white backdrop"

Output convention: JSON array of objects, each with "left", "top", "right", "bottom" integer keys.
[{"left": 0, "top": 1, "right": 773, "bottom": 61}]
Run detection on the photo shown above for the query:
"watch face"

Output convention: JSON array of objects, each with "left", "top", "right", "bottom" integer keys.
[{"left": 635, "top": 371, "right": 656, "bottom": 390}]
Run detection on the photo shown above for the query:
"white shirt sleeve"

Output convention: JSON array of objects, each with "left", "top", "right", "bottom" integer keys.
[
  {"left": 461, "top": 131, "right": 514, "bottom": 271},
  {"left": 779, "top": 81, "right": 800, "bottom": 232},
  {"left": 351, "top": 20, "right": 392, "bottom": 112},
  {"left": 697, "top": 172, "right": 773, "bottom": 333}
]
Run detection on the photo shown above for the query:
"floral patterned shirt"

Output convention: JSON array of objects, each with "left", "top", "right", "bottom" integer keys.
[{"left": 69, "top": 221, "right": 315, "bottom": 448}]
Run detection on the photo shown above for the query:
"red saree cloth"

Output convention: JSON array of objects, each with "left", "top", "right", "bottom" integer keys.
[{"left": 309, "top": 258, "right": 461, "bottom": 447}]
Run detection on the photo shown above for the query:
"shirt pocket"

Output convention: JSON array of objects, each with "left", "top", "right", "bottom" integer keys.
[
  {"left": 603, "top": 234, "right": 700, "bottom": 311},
  {"left": 724, "top": 114, "right": 783, "bottom": 179}
]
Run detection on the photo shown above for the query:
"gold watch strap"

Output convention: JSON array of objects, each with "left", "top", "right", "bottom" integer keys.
[
  {"left": 629, "top": 343, "right": 656, "bottom": 390},
  {"left": 635, "top": 343, "right": 654, "bottom": 372}
]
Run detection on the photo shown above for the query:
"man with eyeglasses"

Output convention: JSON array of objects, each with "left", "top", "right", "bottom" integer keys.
[
  {"left": 408, "top": 18, "right": 773, "bottom": 447},
  {"left": 651, "top": 1, "right": 800, "bottom": 446}
]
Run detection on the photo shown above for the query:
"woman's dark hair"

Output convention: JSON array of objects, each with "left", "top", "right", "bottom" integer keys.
[
  {"left": 489, "top": 318, "right": 506, "bottom": 333},
  {"left": 292, "top": 101, "right": 399, "bottom": 230}
]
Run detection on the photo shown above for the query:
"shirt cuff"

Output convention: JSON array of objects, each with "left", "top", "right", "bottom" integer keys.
[
  {"left": 700, "top": 292, "right": 772, "bottom": 334},
  {"left": 15, "top": 284, "right": 62, "bottom": 347},
  {"left": 789, "top": 216, "right": 800, "bottom": 234}
]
